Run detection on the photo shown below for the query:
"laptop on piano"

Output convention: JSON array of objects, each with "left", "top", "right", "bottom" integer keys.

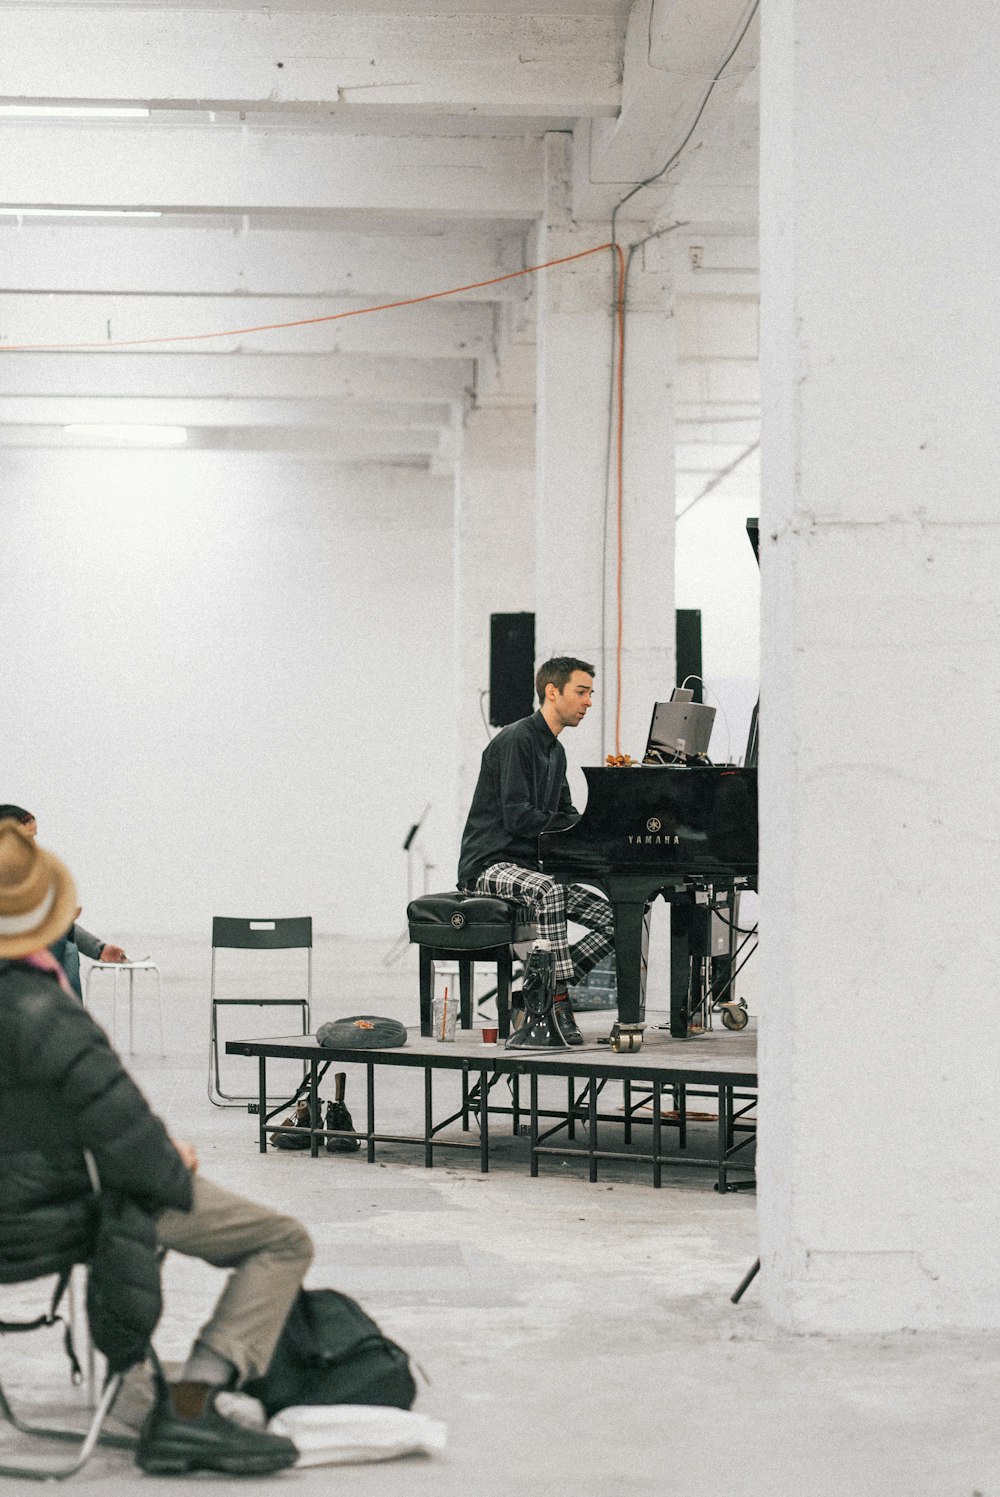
[{"left": 643, "top": 688, "right": 716, "bottom": 765}]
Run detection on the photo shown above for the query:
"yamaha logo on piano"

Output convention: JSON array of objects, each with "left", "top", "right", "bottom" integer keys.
[{"left": 627, "top": 819, "right": 680, "bottom": 846}]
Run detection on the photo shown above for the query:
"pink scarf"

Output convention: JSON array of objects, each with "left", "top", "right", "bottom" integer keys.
[{"left": 20, "top": 949, "right": 78, "bottom": 1000}]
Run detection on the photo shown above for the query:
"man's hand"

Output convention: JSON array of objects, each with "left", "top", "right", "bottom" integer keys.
[
  {"left": 171, "top": 1138, "right": 199, "bottom": 1173},
  {"left": 99, "top": 944, "right": 128, "bottom": 963}
]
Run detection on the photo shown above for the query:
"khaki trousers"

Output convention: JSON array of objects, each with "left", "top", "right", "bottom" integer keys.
[{"left": 156, "top": 1174, "right": 313, "bottom": 1384}]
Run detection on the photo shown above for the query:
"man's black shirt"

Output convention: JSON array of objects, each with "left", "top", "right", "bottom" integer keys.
[{"left": 458, "top": 711, "right": 580, "bottom": 888}]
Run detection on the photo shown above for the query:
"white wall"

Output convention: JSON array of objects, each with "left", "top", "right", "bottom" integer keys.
[
  {"left": 1, "top": 449, "right": 457, "bottom": 938},
  {"left": 453, "top": 403, "right": 536, "bottom": 831},
  {"left": 673, "top": 449, "right": 761, "bottom": 1012},
  {"left": 675, "top": 449, "right": 761, "bottom": 765}
]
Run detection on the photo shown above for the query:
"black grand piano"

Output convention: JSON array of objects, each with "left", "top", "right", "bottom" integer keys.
[
  {"left": 540, "top": 517, "right": 761, "bottom": 1047},
  {"left": 539, "top": 763, "right": 757, "bottom": 1042}
]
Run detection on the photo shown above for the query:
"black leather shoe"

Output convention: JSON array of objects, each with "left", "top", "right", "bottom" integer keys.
[
  {"left": 137, "top": 1384, "right": 298, "bottom": 1476},
  {"left": 552, "top": 998, "right": 584, "bottom": 1046}
]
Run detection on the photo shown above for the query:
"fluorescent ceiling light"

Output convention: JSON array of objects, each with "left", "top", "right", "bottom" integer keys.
[
  {"left": 64, "top": 424, "right": 188, "bottom": 446},
  {"left": 0, "top": 207, "right": 161, "bottom": 218},
  {"left": 0, "top": 106, "right": 149, "bottom": 119}
]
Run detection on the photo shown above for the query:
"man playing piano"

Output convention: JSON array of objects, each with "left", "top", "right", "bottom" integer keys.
[{"left": 458, "top": 656, "right": 615, "bottom": 1045}]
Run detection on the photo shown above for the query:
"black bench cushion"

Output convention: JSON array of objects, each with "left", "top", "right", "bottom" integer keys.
[{"left": 407, "top": 891, "right": 534, "bottom": 950}]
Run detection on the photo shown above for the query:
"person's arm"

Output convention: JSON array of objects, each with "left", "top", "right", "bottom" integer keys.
[
  {"left": 74, "top": 923, "right": 127, "bottom": 964},
  {"left": 557, "top": 775, "right": 579, "bottom": 820},
  {"left": 13, "top": 988, "right": 193, "bottom": 1215},
  {"left": 497, "top": 737, "right": 579, "bottom": 837},
  {"left": 72, "top": 924, "right": 105, "bottom": 961}
]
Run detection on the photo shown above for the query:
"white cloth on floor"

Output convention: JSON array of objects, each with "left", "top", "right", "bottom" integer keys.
[{"left": 268, "top": 1404, "right": 447, "bottom": 1466}]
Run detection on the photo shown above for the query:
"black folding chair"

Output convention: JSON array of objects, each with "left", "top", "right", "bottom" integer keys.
[{"left": 207, "top": 916, "right": 313, "bottom": 1108}]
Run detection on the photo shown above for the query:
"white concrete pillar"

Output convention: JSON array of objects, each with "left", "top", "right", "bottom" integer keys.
[
  {"left": 535, "top": 133, "right": 676, "bottom": 772},
  {"left": 454, "top": 403, "right": 536, "bottom": 831},
  {"left": 758, "top": 0, "right": 1000, "bottom": 1330}
]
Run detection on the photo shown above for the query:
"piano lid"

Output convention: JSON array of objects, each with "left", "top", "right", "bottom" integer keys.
[{"left": 540, "top": 765, "right": 758, "bottom": 881}]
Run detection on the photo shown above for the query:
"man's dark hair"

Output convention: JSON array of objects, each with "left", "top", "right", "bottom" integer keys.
[
  {"left": 0, "top": 804, "right": 33, "bottom": 823},
  {"left": 535, "top": 656, "right": 596, "bottom": 704}
]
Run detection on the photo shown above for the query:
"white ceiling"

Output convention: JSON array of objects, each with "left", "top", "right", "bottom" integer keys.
[{"left": 0, "top": 0, "right": 759, "bottom": 470}]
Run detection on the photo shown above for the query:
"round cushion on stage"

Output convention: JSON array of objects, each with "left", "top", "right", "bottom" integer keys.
[{"left": 317, "top": 1016, "right": 407, "bottom": 1049}]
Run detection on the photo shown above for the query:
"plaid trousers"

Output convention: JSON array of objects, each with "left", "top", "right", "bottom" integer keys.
[{"left": 470, "top": 862, "right": 615, "bottom": 989}]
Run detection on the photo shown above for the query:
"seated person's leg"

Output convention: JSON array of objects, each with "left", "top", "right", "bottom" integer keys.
[
  {"left": 568, "top": 927, "right": 615, "bottom": 986},
  {"left": 138, "top": 1175, "right": 313, "bottom": 1475},
  {"left": 565, "top": 883, "right": 615, "bottom": 983},
  {"left": 156, "top": 1174, "right": 313, "bottom": 1386},
  {"left": 473, "top": 864, "right": 587, "bottom": 1042},
  {"left": 565, "top": 882, "right": 615, "bottom": 936},
  {"left": 475, "top": 864, "right": 577, "bottom": 990}
]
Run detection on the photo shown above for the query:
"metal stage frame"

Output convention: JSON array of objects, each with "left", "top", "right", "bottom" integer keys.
[{"left": 226, "top": 1024, "right": 757, "bottom": 1192}]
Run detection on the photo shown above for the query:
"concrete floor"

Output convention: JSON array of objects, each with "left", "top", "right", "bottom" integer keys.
[{"left": 2, "top": 935, "right": 998, "bottom": 1495}]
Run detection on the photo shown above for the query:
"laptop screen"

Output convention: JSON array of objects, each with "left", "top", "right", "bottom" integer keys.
[{"left": 643, "top": 698, "right": 716, "bottom": 763}]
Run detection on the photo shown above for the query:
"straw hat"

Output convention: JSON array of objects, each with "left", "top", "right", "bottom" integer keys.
[{"left": 0, "top": 818, "right": 78, "bottom": 959}]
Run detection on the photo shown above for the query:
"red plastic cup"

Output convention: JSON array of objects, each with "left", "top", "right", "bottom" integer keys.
[{"left": 481, "top": 1025, "right": 499, "bottom": 1044}]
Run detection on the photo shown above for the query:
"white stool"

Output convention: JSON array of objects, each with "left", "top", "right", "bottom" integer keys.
[{"left": 84, "top": 961, "right": 164, "bottom": 1055}]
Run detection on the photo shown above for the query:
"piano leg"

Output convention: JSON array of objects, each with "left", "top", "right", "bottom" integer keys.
[
  {"left": 611, "top": 900, "right": 651, "bottom": 1027},
  {"left": 669, "top": 894, "right": 694, "bottom": 1038}
]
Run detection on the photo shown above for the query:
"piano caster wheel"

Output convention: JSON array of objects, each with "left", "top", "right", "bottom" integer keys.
[
  {"left": 609, "top": 1022, "right": 645, "bottom": 1054},
  {"left": 719, "top": 1001, "right": 749, "bottom": 1031}
]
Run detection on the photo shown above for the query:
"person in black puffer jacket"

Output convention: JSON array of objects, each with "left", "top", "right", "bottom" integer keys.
[{"left": 0, "top": 818, "right": 312, "bottom": 1477}]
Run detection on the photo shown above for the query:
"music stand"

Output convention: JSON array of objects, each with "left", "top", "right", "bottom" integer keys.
[{"left": 383, "top": 803, "right": 435, "bottom": 966}]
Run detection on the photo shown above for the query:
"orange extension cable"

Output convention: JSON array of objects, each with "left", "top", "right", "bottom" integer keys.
[
  {"left": 3, "top": 237, "right": 631, "bottom": 754},
  {"left": 0, "top": 243, "right": 613, "bottom": 352},
  {"left": 612, "top": 242, "right": 626, "bottom": 759}
]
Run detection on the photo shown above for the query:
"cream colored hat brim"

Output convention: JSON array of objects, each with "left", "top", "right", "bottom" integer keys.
[{"left": 0, "top": 846, "right": 78, "bottom": 960}]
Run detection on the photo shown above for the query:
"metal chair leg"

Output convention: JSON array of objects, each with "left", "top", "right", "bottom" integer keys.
[
  {"left": 67, "top": 1267, "right": 95, "bottom": 1409},
  {"left": 208, "top": 999, "right": 311, "bottom": 1107},
  {"left": 0, "top": 1370, "right": 130, "bottom": 1481}
]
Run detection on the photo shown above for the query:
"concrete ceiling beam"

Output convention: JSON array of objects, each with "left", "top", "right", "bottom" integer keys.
[
  {"left": 1, "top": 124, "right": 543, "bottom": 218},
  {"left": 0, "top": 353, "right": 476, "bottom": 402},
  {"left": 36, "top": 0, "right": 630, "bottom": 13},
  {"left": 0, "top": 293, "right": 494, "bottom": 359},
  {"left": 217, "top": 426, "right": 442, "bottom": 455},
  {"left": 0, "top": 423, "right": 442, "bottom": 457},
  {"left": 584, "top": 0, "right": 757, "bottom": 183},
  {"left": 0, "top": 224, "right": 527, "bottom": 298},
  {"left": 0, "top": 9, "right": 623, "bottom": 116},
  {"left": 672, "top": 230, "right": 758, "bottom": 296},
  {"left": 0, "top": 396, "right": 453, "bottom": 429}
]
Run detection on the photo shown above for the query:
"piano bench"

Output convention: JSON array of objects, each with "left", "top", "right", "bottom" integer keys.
[{"left": 406, "top": 891, "right": 536, "bottom": 1039}]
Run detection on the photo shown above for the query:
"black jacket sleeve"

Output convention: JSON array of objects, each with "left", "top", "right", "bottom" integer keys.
[
  {"left": 72, "top": 924, "right": 105, "bottom": 961},
  {"left": 12, "top": 986, "right": 193, "bottom": 1217},
  {"left": 557, "top": 776, "right": 577, "bottom": 820},
  {"left": 497, "top": 736, "right": 579, "bottom": 838}
]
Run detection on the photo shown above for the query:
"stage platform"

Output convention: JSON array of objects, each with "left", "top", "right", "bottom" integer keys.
[{"left": 226, "top": 1020, "right": 757, "bottom": 1191}]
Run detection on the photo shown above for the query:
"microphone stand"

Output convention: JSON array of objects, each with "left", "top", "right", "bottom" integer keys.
[{"left": 383, "top": 803, "right": 434, "bottom": 967}]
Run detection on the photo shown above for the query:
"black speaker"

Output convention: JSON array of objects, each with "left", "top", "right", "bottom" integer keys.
[
  {"left": 675, "top": 609, "right": 703, "bottom": 703},
  {"left": 489, "top": 613, "right": 535, "bottom": 727}
]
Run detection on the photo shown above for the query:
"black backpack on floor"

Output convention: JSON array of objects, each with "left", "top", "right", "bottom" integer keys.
[{"left": 245, "top": 1288, "right": 417, "bottom": 1417}]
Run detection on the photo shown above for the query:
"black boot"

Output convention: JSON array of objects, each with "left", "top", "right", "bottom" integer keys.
[
  {"left": 136, "top": 1381, "right": 298, "bottom": 1476},
  {"left": 552, "top": 996, "right": 584, "bottom": 1046},
  {"left": 271, "top": 1096, "right": 313, "bottom": 1150}
]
